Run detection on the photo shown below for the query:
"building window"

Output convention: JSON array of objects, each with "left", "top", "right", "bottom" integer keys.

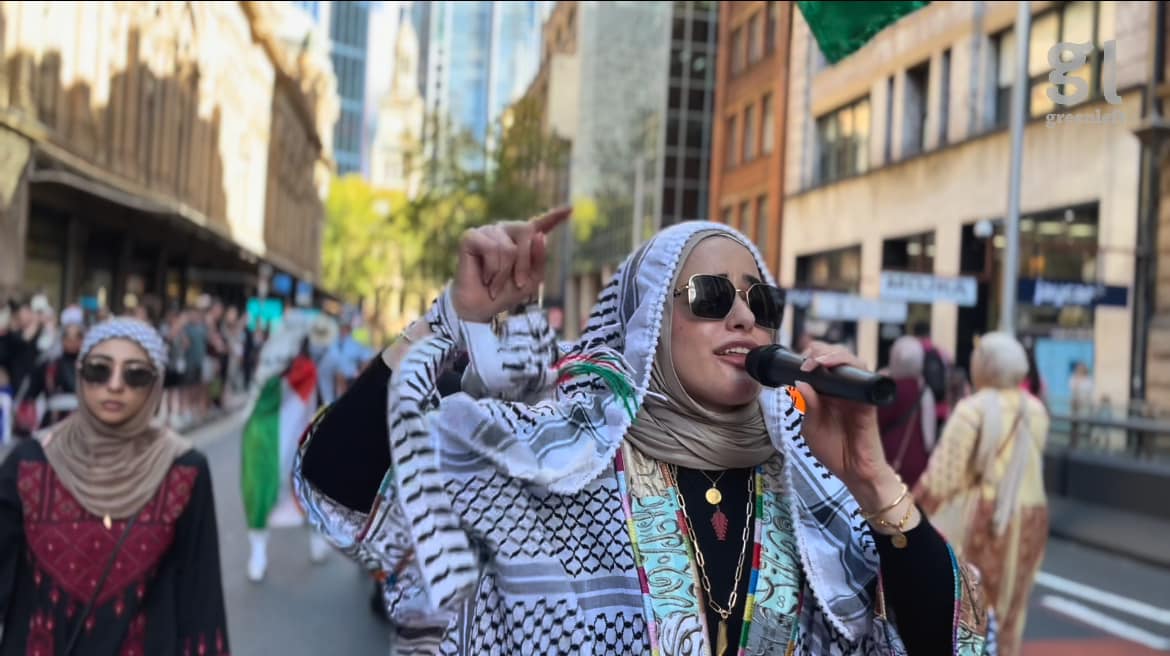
[
  {"left": 748, "top": 13, "right": 763, "bottom": 64},
  {"left": 883, "top": 75, "right": 894, "bottom": 164},
  {"left": 879, "top": 231, "right": 937, "bottom": 367},
  {"left": 743, "top": 104, "right": 756, "bottom": 162},
  {"left": 761, "top": 93, "right": 774, "bottom": 154},
  {"left": 722, "top": 205, "right": 734, "bottom": 228},
  {"left": 991, "top": 28, "right": 1016, "bottom": 127},
  {"left": 793, "top": 245, "right": 863, "bottom": 350},
  {"left": 740, "top": 201, "right": 753, "bottom": 240},
  {"left": 939, "top": 49, "right": 951, "bottom": 145},
  {"left": 731, "top": 27, "right": 745, "bottom": 74},
  {"left": 992, "top": 1, "right": 1112, "bottom": 125},
  {"left": 765, "top": 2, "right": 777, "bottom": 55},
  {"left": 903, "top": 60, "right": 929, "bottom": 157},
  {"left": 725, "top": 115, "right": 737, "bottom": 167},
  {"left": 815, "top": 97, "right": 870, "bottom": 185},
  {"left": 756, "top": 195, "right": 769, "bottom": 249}
]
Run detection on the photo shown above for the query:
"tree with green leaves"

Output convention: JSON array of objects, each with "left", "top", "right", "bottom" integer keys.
[{"left": 321, "top": 105, "right": 573, "bottom": 342}]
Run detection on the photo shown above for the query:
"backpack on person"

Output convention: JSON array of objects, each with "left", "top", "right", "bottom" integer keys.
[{"left": 922, "top": 346, "right": 948, "bottom": 402}]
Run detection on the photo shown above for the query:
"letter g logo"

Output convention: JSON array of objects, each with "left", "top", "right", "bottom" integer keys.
[{"left": 1048, "top": 41, "right": 1093, "bottom": 105}]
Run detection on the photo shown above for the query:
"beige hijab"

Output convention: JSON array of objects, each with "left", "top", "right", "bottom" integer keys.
[
  {"left": 624, "top": 232, "right": 775, "bottom": 470},
  {"left": 41, "top": 318, "right": 191, "bottom": 521}
]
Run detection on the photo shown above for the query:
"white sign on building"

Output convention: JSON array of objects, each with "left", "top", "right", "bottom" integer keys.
[
  {"left": 811, "top": 292, "right": 909, "bottom": 323},
  {"left": 879, "top": 271, "right": 978, "bottom": 306}
]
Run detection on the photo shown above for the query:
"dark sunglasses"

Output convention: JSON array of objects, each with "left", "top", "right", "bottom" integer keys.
[
  {"left": 79, "top": 360, "right": 158, "bottom": 389},
  {"left": 673, "top": 274, "right": 787, "bottom": 329}
]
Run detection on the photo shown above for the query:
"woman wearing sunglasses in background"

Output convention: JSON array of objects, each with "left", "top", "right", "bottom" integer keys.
[
  {"left": 294, "top": 212, "right": 994, "bottom": 655},
  {"left": 0, "top": 318, "right": 229, "bottom": 655}
]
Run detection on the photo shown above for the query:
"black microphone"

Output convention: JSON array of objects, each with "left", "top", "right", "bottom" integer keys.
[{"left": 745, "top": 345, "right": 896, "bottom": 406}]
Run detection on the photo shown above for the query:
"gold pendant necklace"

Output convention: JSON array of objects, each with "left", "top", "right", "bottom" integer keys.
[
  {"left": 671, "top": 465, "right": 753, "bottom": 656},
  {"left": 698, "top": 470, "right": 730, "bottom": 541},
  {"left": 716, "top": 618, "right": 729, "bottom": 655}
]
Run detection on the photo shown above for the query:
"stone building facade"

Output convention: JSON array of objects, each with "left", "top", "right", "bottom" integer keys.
[
  {"left": 779, "top": 1, "right": 1151, "bottom": 411},
  {"left": 0, "top": 1, "right": 336, "bottom": 311}
]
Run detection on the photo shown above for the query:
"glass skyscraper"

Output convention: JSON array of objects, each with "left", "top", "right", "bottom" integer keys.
[
  {"left": 413, "top": 1, "right": 542, "bottom": 171},
  {"left": 329, "top": 1, "right": 372, "bottom": 176}
]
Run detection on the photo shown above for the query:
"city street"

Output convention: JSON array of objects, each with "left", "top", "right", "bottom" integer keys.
[
  {"left": 192, "top": 414, "right": 1170, "bottom": 656},
  {"left": 193, "top": 415, "right": 391, "bottom": 656}
]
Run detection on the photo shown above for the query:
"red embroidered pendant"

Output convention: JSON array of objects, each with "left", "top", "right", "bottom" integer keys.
[{"left": 711, "top": 507, "right": 729, "bottom": 541}]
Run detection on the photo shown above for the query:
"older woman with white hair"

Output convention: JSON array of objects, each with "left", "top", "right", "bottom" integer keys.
[
  {"left": 915, "top": 332, "right": 1049, "bottom": 656},
  {"left": 877, "top": 336, "right": 937, "bottom": 489}
]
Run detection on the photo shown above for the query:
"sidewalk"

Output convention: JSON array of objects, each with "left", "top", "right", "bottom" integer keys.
[{"left": 1047, "top": 494, "right": 1170, "bottom": 569}]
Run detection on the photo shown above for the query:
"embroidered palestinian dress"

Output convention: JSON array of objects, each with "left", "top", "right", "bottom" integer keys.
[
  {"left": 0, "top": 439, "right": 229, "bottom": 655},
  {"left": 294, "top": 221, "right": 995, "bottom": 655}
]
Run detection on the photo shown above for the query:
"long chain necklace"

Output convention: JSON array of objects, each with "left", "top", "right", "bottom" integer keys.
[
  {"left": 698, "top": 469, "right": 730, "bottom": 541},
  {"left": 671, "top": 465, "right": 754, "bottom": 656}
]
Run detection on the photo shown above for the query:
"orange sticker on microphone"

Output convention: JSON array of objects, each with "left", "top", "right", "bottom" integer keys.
[{"left": 786, "top": 385, "right": 807, "bottom": 413}]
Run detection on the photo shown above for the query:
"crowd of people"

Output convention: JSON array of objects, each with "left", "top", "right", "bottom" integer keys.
[
  {"left": 0, "top": 286, "right": 378, "bottom": 654},
  {"left": 874, "top": 326, "right": 1051, "bottom": 656},
  {"left": 0, "top": 293, "right": 268, "bottom": 444},
  {"left": 0, "top": 212, "right": 1098, "bottom": 656}
]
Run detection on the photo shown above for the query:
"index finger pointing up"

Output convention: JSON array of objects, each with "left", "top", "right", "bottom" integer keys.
[{"left": 530, "top": 206, "right": 572, "bottom": 234}]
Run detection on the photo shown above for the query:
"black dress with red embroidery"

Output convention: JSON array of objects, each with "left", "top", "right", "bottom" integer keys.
[{"left": 0, "top": 439, "right": 230, "bottom": 656}]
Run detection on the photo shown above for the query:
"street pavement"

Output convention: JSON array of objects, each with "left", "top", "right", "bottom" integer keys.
[
  {"left": 193, "top": 414, "right": 391, "bottom": 656},
  {"left": 191, "top": 414, "right": 1170, "bottom": 655},
  {"left": 1022, "top": 537, "right": 1170, "bottom": 655}
]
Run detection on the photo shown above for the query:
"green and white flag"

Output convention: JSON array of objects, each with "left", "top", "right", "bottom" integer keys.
[
  {"left": 241, "top": 351, "right": 319, "bottom": 530},
  {"left": 797, "top": 1, "right": 930, "bottom": 64}
]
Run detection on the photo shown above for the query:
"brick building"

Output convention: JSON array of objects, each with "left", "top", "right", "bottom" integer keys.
[{"left": 709, "top": 1, "right": 792, "bottom": 277}]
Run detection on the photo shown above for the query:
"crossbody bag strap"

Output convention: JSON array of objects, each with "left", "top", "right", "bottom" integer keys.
[
  {"left": 63, "top": 512, "right": 140, "bottom": 655},
  {"left": 890, "top": 384, "right": 928, "bottom": 471},
  {"left": 973, "top": 404, "right": 1026, "bottom": 489}
]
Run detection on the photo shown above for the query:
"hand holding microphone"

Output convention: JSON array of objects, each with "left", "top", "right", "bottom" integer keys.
[
  {"left": 745, "top": 344, "right": 895, "bottom": 406},
  {"left": 748, "top": 341, "right": 913, "bottom": 533}
]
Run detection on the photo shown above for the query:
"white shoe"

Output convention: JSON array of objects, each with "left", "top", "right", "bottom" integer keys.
[
  {"left": 248, "top": 530, "right": 268, "bottom": 582},
  {"left": 309, "top": 533, "right": 330, "bottom": 564},
  {"left": 248, "top": 553, "right": 266, "bottom": 582}
]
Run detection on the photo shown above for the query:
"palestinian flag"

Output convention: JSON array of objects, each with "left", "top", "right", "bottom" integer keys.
[
  {"left": 241, "top": 355, "right": 319, "bottom": 530},
  {"left": 797, "top": 1, "right": 929, "bottom": 64}
]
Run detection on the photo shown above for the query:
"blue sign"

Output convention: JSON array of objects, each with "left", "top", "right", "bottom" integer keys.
[
  {"left": 272, "top": 273, "right": 294, "bottom": 296},
  {"left": 246, "top": 298, "right": 284, "bottom": 331},
  {"left": 1018, "top": 278, "right": 1129, "bottom": 308}
]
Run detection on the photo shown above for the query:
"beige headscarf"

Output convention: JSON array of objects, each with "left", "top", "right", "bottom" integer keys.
[
  {"left": 624, "top": 232, "right": 775, "bottom": 470},
  {"left": 41, "top": 318, "right": 191, "bottom": 521}
]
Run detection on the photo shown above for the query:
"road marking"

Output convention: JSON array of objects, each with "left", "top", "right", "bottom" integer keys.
[
  {"left": 1039, "top": 596, "right": 1170, "bottom": 651},
  {"left": 1037, "top": 572, "right": 1170, "bottom": 626}
]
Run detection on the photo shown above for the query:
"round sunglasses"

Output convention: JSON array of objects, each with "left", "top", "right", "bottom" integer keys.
[
  {"left": 79, "top": 360, "right": 158, "bottom": 389},
  {"left": 673, "top": 274, "right": 787, "bottom": 329}
]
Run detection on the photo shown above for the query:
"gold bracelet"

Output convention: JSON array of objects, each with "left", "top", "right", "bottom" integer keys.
[
  {"left": 398, "top": 330, "right": 415, "bottom": 345},
  {"left": 861, "top": 481, "right": 909, "bottom": 521},
  {"left": 875, "top": 501, "right": 916, "bottom": 549}
]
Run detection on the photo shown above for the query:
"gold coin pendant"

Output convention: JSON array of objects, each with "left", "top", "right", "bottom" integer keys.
[{"left": 704, "top": 487, "right": 722, "bottom": 505}]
